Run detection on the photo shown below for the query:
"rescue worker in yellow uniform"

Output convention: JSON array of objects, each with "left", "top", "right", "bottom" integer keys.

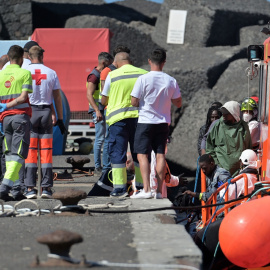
[
  {"left": 101, "top": 52, "right": 147, "bottom": 197},
  {"left": 0, "top": 45, "right": 32, "bottom": 201}
]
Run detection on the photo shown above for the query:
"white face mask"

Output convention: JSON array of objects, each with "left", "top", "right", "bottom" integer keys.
[{"left": 243, "top": 113, "right": 252, "bottom": 122}]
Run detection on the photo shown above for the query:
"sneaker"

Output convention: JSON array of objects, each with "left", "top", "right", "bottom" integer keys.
[
  {"left": 94, "top": 167, "right": 103, "bottom": 177},
  {"left": 25, "top": 189, "right": 37, "bottom": 199},
  {"left": 130, "top": 189, "right": 153, "bottom": 199},
  {"left": 154, "top": 192, "right": 163, "bottom": 199},
  {"left": 0, "top": 192, "right": 14, "bottom": 202},
  {"left": 110, "top": 188, "right": 128, "bottom": 198},
  {"left": 41, "top": 188, "right": 52, "bottom": 199}
]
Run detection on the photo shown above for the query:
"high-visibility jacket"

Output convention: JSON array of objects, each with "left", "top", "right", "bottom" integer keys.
[
  {"left": 87, "top": 68, "right": 104, "bottom": 111},
  {"left": 106, "top": 64, "right": 147, "bottom": 126},
  {"left": 0, "top": 64, "right": 32, "bottom": 122}
]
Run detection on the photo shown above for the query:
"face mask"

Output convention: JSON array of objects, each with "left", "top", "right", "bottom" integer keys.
[{"left": 243, "top": 113, "right": 252, "bottom": 122}]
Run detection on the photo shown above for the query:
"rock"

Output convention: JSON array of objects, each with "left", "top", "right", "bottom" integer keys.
[{"left": 240, "top": 24, "right": 268, "bottom": 46}]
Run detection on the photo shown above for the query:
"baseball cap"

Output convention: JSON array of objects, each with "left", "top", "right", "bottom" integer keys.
[{"left": 24, "top": 41, "right": 44, "bottom": 52}]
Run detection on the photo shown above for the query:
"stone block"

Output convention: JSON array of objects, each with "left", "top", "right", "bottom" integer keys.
[{"left": 14, "top": 2, "right": 31, "bottom": 15}]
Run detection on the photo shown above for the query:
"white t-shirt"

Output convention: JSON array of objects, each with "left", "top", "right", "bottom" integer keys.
[
  {"left": 26, "top": 63, "right": 61, "bottom": 105},
  {"left": 131, "top": 71, "right": 181, "bottom": 124},
  {"left": 2, "top": 58, "right": 31, "bottom": 70}
]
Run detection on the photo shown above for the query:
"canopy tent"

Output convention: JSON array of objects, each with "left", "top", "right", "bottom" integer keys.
[{"left": 31, "top": 28, "right": 111, "bottom": 112}]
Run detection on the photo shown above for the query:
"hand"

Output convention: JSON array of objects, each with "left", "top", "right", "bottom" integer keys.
[
  {"left": 55, "top": 119, "right": 67, "bottom": 135},
  {"left": 0, "top": 123, "right": 4, "bottom": 135},
  {"left": 183, "top": 190, "right": 196, "bottom": 197},
  {"left": 0, "top": 103, "right": 7, "bottom": 113},
  {"left": 95, "top": 110, "right": 103, "bottom": 122},
  {"left": 178, "top": 173, "right": 188, "bottom": 186},
  {"left": 51, "top": 112, "right": 57, "bottom": 125}
]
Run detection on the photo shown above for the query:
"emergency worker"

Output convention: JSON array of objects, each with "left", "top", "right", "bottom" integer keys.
[
  {"left": 86, "top": 52, "right": 113, "bottom": 176},
  {"left": 23, "top": 45, "right": 65, "bottom": 199},
  {"left": 101, "top": 52, "right": 147, "bottom": 197},
  {"left": 0, "top": 45, "right": 32, "bottom": 201},
  {"left": 241, "top": 97, "right": 260, "bottom": 150}
]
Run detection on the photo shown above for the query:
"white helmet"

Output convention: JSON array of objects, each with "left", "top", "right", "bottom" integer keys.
[{"left": 239, "top": 149, "right": 257, "bottom": 166}]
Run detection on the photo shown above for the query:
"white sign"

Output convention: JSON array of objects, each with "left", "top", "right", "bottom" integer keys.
[{"left": 167, "top": 10, "right": 187, "bottom": 44}]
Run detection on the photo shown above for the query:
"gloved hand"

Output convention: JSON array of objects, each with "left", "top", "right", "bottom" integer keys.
[
  {"left": 0, "top": 123, "right": 4, "bottom": 135},
  {"left": 0, "top": 103, "right": 7, "bottom": 113},
  {"left": 55, "top": 119, "right": 67, "bottom": 135}
]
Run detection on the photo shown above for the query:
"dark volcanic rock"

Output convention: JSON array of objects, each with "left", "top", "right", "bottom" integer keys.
[
  {"left": 65, "top": 15, "right": 159, "bottom": 67},
  {"left": 240, "top": 24, "right": 268, "bottom": 46}
]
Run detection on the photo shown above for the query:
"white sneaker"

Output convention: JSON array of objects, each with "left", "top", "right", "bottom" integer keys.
[
  {"left": 154, "top": 192, "right": 163, "bottom": 199},
  {"left": 130, "top": 189, "right": 153, "bottom": 199}
]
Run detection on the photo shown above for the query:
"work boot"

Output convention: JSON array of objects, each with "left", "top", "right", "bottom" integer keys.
[
  {"left": 13, "top": 192, "right": 27, "bottom": 201},
  {"left": 94, "top": 167, "right": 102, "bottom": 177},
  {"left": 0, "top": 192, "right": 14, "bottom": 202},
  {"left": 110, "top": 188, "right": 128, "bottom": 198}
]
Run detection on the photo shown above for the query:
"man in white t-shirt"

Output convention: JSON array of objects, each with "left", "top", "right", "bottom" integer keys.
[
  {"left": 130, "top": 48, "right": 182, "bottom": 199},
  {"left": 24, "top": 45, "right": 66, "bottom": 199}
]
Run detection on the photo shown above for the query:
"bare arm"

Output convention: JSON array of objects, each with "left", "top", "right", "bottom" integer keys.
[
  {"left": 131, "top": 96, "right": 140, "bottom": 107},
  {"left": 52, "top": 89, "right": 63, "bottom": 120},
  {"left": 6, "top": 91, "right": 29, "bottom": 109},
  {"left": 171, "top": 97, "right": 182, "bottom": 108},
  {"left": 101, "top": 95, "right": 108, "bottom": 106},
  {"left": 101, "top": 80, "right": 105, "bottom": 91},
  {"left": 50, "top": 103, "right": 57, "bottom": 125},
  {"left": 87, "top": 82, "right": 103, "bottom": 121}
]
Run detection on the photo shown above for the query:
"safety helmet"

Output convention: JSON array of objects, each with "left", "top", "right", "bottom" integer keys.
[
  {"left": 241, "top": 97, "right": 258, "bottom": 111},
  {"left": 239, "top": 149, "right": 257, "bottom": 166}
]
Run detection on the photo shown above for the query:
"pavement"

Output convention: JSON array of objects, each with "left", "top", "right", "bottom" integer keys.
[{"left": 0, "top": 154, "right": 202, "bottom": 270}]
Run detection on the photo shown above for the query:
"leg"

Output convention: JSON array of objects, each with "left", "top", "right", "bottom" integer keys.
[
  {"left": 102, "top": 110, "right": 111, "bottom": 172},
  {"left": 137, "top": 154, "right": 151, "bottom": 192},
  {"left": 93, "top": 111, "right": 105, "bottom": 171},
  {"left": 155, "top": 153, "right": 166, "bottom": 194}
]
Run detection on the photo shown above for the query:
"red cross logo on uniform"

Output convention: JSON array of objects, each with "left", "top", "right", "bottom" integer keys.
[{"left": 32, "top": 69, "right": 47, "bottom": 85}]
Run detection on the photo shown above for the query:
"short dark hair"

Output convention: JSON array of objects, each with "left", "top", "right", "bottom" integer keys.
[
  {"left": 149, "top": 48, "right": 166, "bottom": 64},
  {"left": 98, "top": 52, "right": 113, "bottom": 62},
  {"left": 199, "top": 154, "right": 214, "bottom": 164},
  {"left": 7, "top": 45, "right": 24, "bottom": 61},
  {"left": 113, "top": 45, "right": 130, "bottom": 57}
]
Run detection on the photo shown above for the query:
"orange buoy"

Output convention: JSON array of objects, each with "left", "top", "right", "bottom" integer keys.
[{"left": 219, "top": 196, "right": 270, "bottom": 268}]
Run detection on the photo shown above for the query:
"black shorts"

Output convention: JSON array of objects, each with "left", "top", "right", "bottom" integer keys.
[{"left": 134, "top": 123, "right": 169, "bottom": 154}]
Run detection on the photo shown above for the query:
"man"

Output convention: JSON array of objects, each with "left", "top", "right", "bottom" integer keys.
[
  {"left": 101, "top": 52, "right": 147, "bottom": 197},
  {"left": 86, "top": 52, "right": 113, "bottom": 176},
  {"left": 206, "top": 101, "right": 252, "bottom": 176},
  {"left": 2, "top": 41, "right": 39, "bottom": 70},
  {"left": 183, "top": 154, "right": 231, "bottom": 202},
  {"left": 0, "top": 45, "right": 32, "bottom": 201},
  {"left": 0, "top": 55, "right": 8, "bottom": 70},
  {"left": 130, "top": 48, "right": 182, "bottom": 199},
  {"left": 23, "top": 45, "right": 65, "bottom": 199}
]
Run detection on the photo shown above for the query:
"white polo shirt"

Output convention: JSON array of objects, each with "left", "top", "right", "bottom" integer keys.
[
  {"left": 26, "top": 63, "right": 61, "bottom": 105},
  {"left": 131, "top": 71, "right": 181, "bottom": 124}
]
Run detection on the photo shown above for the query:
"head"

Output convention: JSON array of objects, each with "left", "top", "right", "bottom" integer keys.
[
  {"left": 239, "top": 149, "right": 258, "bottom": 170},
  {"left": 148, "top": 48, "right": 166, "bottom": 69},
  {"left": 23, "top": 41, "right": 40, "bottom": 58},
  {"left": 241, "top": 97, "right": 258, "bottom": 123},
  {"left": 7, "top": 45, "right": 24, "bottom": 66},
  {"left": 98, "top": 52, "right": 113, "bottom": 70},
  {"left": 28, "top": 45, "right": 44, "bottom": 63},
  {"left": 113, "top": 45, "right": 130, "bottom": 57},
  {"left": 114, "top": 52, "right": 131, "bottom": 68},
  {"left": 220, "top": 101, "right": 240, "bottom": 124},
  {"left": 199, "top": 154, "right": 216, "bottom": 177},
  {"left": 211, "top": 101, "right": 222, "bottom": 108},
  {"left": 0, "top": 54, "right": 8, "bottom": 70},
  {"left": 205, "top": 106, "right": 222, "bottom": 130},
  {"left": 126, "top": 152, "right": 135, "bottom": 174}
]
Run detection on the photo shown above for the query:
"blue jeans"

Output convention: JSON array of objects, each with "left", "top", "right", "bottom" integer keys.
[{"left": 92, "top": 110, "right": 111, "bottom": 172}]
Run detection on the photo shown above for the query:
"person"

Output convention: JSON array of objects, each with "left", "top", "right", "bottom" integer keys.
[
  {"left": 2, "top": 41, "right": 39, "bottom": 70},
  {"left": 183, "top": 154, "right": 231, "bottom": 202},
  {"left": 219, "top": 149, "right": 259, "bottom": 201},
  {"left": 130, "top": 48, "right": 182, "bottom": 199},
  {"left": 0, "top": 45, "right": 33, "bottom": 201},
  {"left": 206, "top": 101, "right": 252, "bottom": 176},
  {"left": 24, "top": 45, "right": 65, "bottom": 199},
  {"left": 241, "top": 97, "right": 260, "bottom": 150},
  {"left": 198, "top": 103, "right": 222, "bottom": 156},
  {"left": 0, "top": 55, "right": 8, "bottom": 70},
  {"left": 101, "top": 52, "right": 148, "bottom": 197},
  {"left": 86, "top": 52, "right": 113, "bottom": 176}
]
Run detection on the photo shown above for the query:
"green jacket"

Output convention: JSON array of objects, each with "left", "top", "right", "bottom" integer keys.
[{"left": 206, "top": 118, "right": 252, "bottom": 175}]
